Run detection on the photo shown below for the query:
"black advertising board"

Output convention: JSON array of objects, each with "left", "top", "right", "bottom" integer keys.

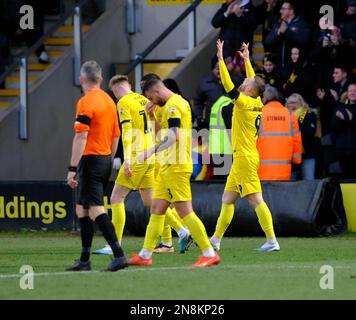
[{"left": 0, "top": 182, "right": 75, "bottom": 230}]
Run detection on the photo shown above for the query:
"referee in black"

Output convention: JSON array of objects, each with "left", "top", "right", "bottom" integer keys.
[{"left": 66, "top": 60, "right": 128, "bottom": 272}]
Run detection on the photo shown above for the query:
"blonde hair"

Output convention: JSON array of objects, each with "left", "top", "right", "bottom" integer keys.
[
  {"left": 286, "top": 93, "right": 311, "bottom": 111},
  {"left": 108, "top": 75, "right": 129, "bottom": 90}
]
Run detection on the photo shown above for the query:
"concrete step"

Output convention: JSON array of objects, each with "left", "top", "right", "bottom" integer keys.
[
  {"left": 253, "top": 46, "right": 265, "bottom": 54},
  {"left": 253, "top": 41, "right": 264, "bottom": 48},
  {"left": 16, "top": 63, "right": 49, "bottom": 71},
  {"left": 0, "top": 89, "right": 20, "bottom": 97},
  {"left": 5, "top": 75, "right": 39, "bottom": 89},
  {"left": 44, "top": 37, "right": 74, "bottom": 46},
  {"left": 0, "top": 101, "right": 11, "bottom": 108},
  {"left": 254, "top": 34, "right": 262, "bottom": 42}
]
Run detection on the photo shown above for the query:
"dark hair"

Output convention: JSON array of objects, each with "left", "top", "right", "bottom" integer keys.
[
  {"left": 140, "top": 73, "right": 161, "bottom": 82},
  {"left": 163, "top": 78, "right": 182, "bottom": 95},
  {"left": 142, "top": 78, "right": 163, "bottom": 94},
  {"left": 283, "top": 1, "right": 296, "bottom": 12},
  {"left": 140, "top": 73, "right": 161, "bottom": 91},
  {"left": 334, "top": 65, "right": 349, "bottom": 74},
  {"left": 263, "top": 53, "right": 277, "bottom": 66}
]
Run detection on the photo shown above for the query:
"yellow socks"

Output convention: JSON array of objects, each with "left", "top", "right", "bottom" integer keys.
[
  {"left": 161, "top": 221, "right": 172, "bottom": 244},
  {"left": 183, "top": 212, "right": 211, "bottom": 251},
  {"left": 213, "top": 203, "right": 234, "bottom": 239},
  {"left": 143, "top": 213, "right": 165, "bottom": 252},
  {"left": 171, "top": 207, "right": 185, "bottom": 226},
  {"left": 255, "top": 202, "right": 275, "bottom": 239},
  {"left": 111, "top": 203, "right": 126, "bottom": 243},
  {"left": 165, "top": 207, "right": 183, "bottom": 232}
]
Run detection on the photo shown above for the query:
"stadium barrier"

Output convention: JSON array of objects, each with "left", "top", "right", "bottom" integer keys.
[
  {"left": 125, "top": 178, "right": 348, "bottom": 237},
  {"left": 0, "top": 179, "right": 349, "bottom": 236}
]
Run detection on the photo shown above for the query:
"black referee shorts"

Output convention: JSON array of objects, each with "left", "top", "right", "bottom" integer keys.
[{"left": 77, "top": 155, "right": 112, "bottom": 208}]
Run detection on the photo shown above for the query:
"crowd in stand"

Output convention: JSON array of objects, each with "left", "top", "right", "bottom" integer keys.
[{"left": 194, "top": 0, "right": 356, "bottom": 180}]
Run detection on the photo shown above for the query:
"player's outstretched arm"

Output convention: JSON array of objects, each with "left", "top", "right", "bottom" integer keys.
[
  {"left": 238, "top": 42, "right": 255, "bottom": 78},
  {"left": 217, "top": 39, "right": 235, "bottom": 93}
]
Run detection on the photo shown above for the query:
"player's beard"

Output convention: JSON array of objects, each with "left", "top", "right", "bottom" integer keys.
[{"left": 156, "top": 98, "right": 166, "bottom": 106}]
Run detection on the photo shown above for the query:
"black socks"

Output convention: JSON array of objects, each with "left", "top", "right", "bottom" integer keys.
[
  {"left": 79, "top": 216, "right": 94, "bottom": 262},
  {"left": 95, "top": 214, "right": 125, "bottom": 258}
]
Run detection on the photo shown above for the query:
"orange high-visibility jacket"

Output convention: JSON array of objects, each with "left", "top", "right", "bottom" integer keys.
[{"left": 257, "top": 101, "right": 302, "bottom": 180}]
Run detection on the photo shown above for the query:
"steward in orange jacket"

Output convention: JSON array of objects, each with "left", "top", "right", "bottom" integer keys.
[{"left": 257, "top": 101, "right": 302, "bottom": 180}]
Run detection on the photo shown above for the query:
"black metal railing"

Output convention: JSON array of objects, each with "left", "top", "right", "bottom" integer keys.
[
  {"left": 0, "top": 0, "right": 89, "bottom": 86},
  {"left": 0, "top": 0, "right": 92, "bottom": 140},
  {"left": 123, "top": 0, "right": 202, "bottom": 77}
]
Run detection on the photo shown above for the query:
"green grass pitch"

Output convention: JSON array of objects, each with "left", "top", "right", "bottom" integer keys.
[{"left": 0, "top": 231, "right": 355, "bottom": 300}]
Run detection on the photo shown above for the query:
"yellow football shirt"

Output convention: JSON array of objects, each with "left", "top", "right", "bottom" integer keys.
[
  {"left": 231, "top": 94, "right": 263, "bottom": 158},
  {"left": 158, "top": 93, "right": 193, "bottom": 173},
  {"left": 219, "top": 58, "right": 263, "bottom": 158},
  {"left": 117, "top": 92, "right": 153, "bottom": 160}
]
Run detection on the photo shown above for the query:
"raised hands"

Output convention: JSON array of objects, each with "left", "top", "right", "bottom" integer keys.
[
  {"left": 238, "top": 42, "right": 250, "bottom": 61},
  {"left": 216, "top": 39, "right": 224, "bottom": 61}
]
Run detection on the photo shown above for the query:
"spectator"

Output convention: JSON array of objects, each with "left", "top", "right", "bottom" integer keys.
[
  {"left": 282, "top": 47, "right": 314, "bottom": 103},
  {"left": 257, "top": 86, "right": 302, "bottom": 180},
  {"left": 208, "top": 94, "right": 233, "bottom": 180},
  {"left": 332, "top": 66, "right": 352, "bottom": 100},
  {"left": 254, "top": 0, "right": 282, "bottom": 42},
  {"left": 310, "top": 25, "right": 355, "bottom": 90},
  {"left": 316, "top": 66, "right": 352, "bottom": 135},
  {"left": 211, "top": 0, "right": 257, "bottom": 58},
  {"left": 255, "top": 53, "right": 282, "bottom": 91},
  {"left": 193, "top": 55, "right": 241, "bottom": 130},
  {"left": 341, "top": 0, "right": 356, "bottom": 42},
  {"left": 286, "top": 93, "right": 318, "bottom": 180},
  {"left": 264, "top": 1, "right": 311, "bottom": 68},
  {"left": 330, "top": 83, "right": 356, "bottom": 178}
]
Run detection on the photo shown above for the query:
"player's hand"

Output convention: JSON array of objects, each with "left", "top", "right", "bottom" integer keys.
[
  {"left": 124, "top": 160, "right": 133, "bottom": 177},
  {"left": 137, "top": 151, "right": 147, "bottom": 164},
  {"left": 216, "top": 39, "right": 224, "bottom": 61},
  {"left": 238, "top": 42, "right": 250, "bottom": 61},
  {"left": 146, "top": 102, "right": 155, "bottom": 118},
  {"left": 67, "top": 171, "right": 78, "bottom": 189}
]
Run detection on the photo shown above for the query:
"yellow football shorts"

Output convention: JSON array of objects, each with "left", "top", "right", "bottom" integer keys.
[
  {"left": 115, "top": 162, "right": 154, "bottom": 190},
  {"left": 225, "top": 156, "right": 262, "bottom": 197},
  {"left": 153, "top": 171, "right": 192, "bottom": 203}
]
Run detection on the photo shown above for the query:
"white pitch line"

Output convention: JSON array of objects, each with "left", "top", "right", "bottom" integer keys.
[{"left": 0, "top": 264, "right": 352, "bottom": 279}]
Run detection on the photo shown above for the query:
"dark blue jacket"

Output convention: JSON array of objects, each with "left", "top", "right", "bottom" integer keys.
[
  {"left": 331, "top": 102, "right": 356, "bottom": 157},
  {"left": 264, "top": 15, "right": 311, "bottom": 68}
]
